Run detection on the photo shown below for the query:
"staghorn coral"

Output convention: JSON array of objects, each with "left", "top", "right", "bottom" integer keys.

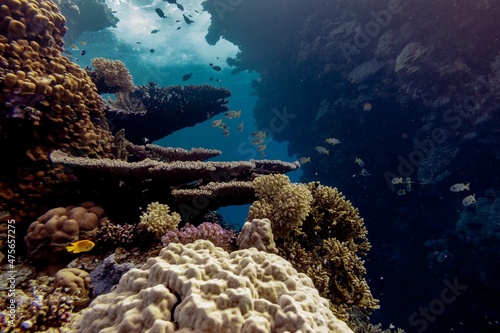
[
  {"left": 248, "top": 174, "right": 313, "bottom": 239},
  {"left": 0, "top": 0, "right": 113, "bottom": 222},
  {"left": 73, "top": 240, "right": 354, "bottom": 333},
  {"left": 88, "top": 57, "right": 135, "bottom": 94},
  {"left": 161, "top": 222, "right": 236, "bottom": 251},
  {"left": 24, "top": 202, "right": 107, "bottom": 262},
  {"left": 138, "top": 202, "right": 180, "bottom": 240},
  {"left": 237, "top": 218, "right": 278, "bottom": 254}
]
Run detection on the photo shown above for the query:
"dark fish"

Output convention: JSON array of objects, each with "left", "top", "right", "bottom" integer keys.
[
  {"left": 183, "top": 14, "right": 194, "bottom": 24},
  {"left": 182, "top": 73, "right": 193, "bottom": 81},
  {"left": 176, "top": 27, "right": 181, "bottom": 30},
  {"left": 177, "top": 3, "right": 184, "bottom": 11},
  {"left": 136, "top": 41, "right": 141, "bottom": 44},
  {"left": 194, "top": 10, "right": 199, "bottom": 13},
  {"left": 176, "top": 20, "right": 181, "bottom": 22},
  {"left": 209, "top": 77, "right": 213, "bottom": 81},
  {"left": 212, "top": 65, "right": 221, "bottom": 71},
  {"left": 209, "top": 63, "right": 213, "bottom": 66},
  {"left": 166, "top": 0, "right": 176, "bottom": 3},
  {"left": 150, "top": 49, "right": 155, "bottom": 53},
  {"left": 155, "top": 8, "right": 166, "bottom": 18},
  {"left": 216, "top": 79, "right": 221, "bottom": 82},
  {"left": 80, "top": 49, "right": 86, "bottom": 56},
  {"left": 151, "top": 29, "right": 160, "bottom": 34}
]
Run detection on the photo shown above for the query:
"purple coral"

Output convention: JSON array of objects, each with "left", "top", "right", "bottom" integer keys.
[{"left": 161, "top": 222, "right": 236, "bottom": 251}]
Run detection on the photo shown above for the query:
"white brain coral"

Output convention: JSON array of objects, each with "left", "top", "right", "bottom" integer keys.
[{"left": 75, "top": 240, "right": 353, "bottom": 333}]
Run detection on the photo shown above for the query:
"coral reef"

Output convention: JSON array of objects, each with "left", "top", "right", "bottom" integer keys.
[
  {"left": 237, "top": 218, "right": 278, "bottom": 254},
  {"left": 138, "top": 202, "right": 180, "bottom": 240},
  {"left": 0, "top": 0, "right": 113, "bottom": 222},
  {"left": 74, "top": 240, "right": 354, "bottom": 333},
  {"left": 0, "top": 274, "right": 81, "bottom": 331},
  {"left": 105, "top": 82, "right": 232, "bottom": 144},
  {"left": 24, "top": 202, "right": 107, "bottom": 262},
  {"left": 247, "top": 175, "right": 377, "bottom": 320},
  {"left": 161, "top": 222, "right": 236, "bottom": 251},
  {"left": 88, "top": 57, "right": 135, "bottom": 94},
  {"left": 248, "top": 174, "right": 313, "bottom": 239}
]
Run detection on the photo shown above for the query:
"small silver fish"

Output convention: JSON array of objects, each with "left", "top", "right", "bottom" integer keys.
[
  {"left": 314, "top": 146, "right": 329, "bottom": 156},
  {"left": 462, "top": 194, "right": 476, "bottom": 206},
  {"left": 325, "top": 137, "right": 341, "bottom": 145},
  {"left": 354, "top": 157, "right": 365, "bottom": 168},
  {"left": 450, "top": 183, "right": 470, "bottom": 192}
]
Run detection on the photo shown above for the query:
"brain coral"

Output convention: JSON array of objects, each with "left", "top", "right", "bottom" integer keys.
[
  {"left": 75, "top": 240, "right": 353, "bottom": 333},
  {"left": 24, "top": 202, "right": 106, "bottom": 261},
  {"left": 0, "top": 0, "right": 113, "bottom": 221}
]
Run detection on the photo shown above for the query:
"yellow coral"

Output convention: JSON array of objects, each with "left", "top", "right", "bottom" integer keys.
[
  {"left": 90, "top": 57, "right": 135, "bottom": 93},
  {"left": 139, "top": 202, "right": 181, "bottom": 239},
  {"left": 248, "top": 174, "right": 313, "bottom": 239}
]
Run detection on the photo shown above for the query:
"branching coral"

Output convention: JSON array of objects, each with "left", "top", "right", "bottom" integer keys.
[
  {"left": 138, "top": 202, "right": 181, "bottom": 239},
  {"left": 89, "top": 57, "right": 135, "bottom": 94},
  {"left": 246, "top": 175, "right": 377, "bottom": 320},
  {"left": 161, "top": 222, "right": 236, "bottom": 251},
  {"left": 248, "top": 174, "right": 313, "bottom": 239}
]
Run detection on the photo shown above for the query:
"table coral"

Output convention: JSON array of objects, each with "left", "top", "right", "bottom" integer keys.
[
  {"left": 73, "top": 240, "right": 354, "bottom": 333},
  {"left": 0, "top": 0, "right": 114, "bottom": 222},
  {"left": 24, "top": 202, "right": 107, "bottom": 262}
]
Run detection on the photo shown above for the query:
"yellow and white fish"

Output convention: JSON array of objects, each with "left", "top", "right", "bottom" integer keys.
[
  {"left": 354, "top": 157, "right": 365, "bottom": 168},
  {"left": 238, "top": 122, "right": 244, "bottom": 132},
  {"left": 462, "top": 194, "right": 476, "bottom": 206},
  {"left": 450, "top": 183, "right": 470, "bottom": 192},
  {"left": 391, "top": 177, "right": 403, "bottom": 184},
  {"left": 66, "top": 240, "right": 95, "bottom": 253},
  {"left": 251, "top": 131, "right": 266, "bottom": 138},
  {"left": 257, "top": 144, "right": 266, "bottom": 152},
  {"left": 325, "top": 137, "right": 341, "bottom": 145},
  {"left": 224, "top": 110, "right": 241, "bottom": 119},
  {"left": 223, "top": 128, "right": 230, "bottom": 136},
  {"left": 314, "top": 146, "right": 329, "bottom": 156},
  {"left": 211, "top": 118, "right": 223, "bottom": 127},
  {"left": 252, "top": 138, "right": 264, "bottom": 145},
  {"left": 397, "top": 189, "right": 406, "bottom": 196},
  {"left": 298, "top": 156, "right": 311, "bottom": 165}
]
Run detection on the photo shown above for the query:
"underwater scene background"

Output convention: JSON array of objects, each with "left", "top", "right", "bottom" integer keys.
[{"left": 0, "top": 0, "right": 499, "bottom": 332}]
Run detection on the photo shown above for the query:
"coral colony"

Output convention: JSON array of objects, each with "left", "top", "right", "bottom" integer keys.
[{"left": 0, "top": 1, "right": 393, "bottom": 332}]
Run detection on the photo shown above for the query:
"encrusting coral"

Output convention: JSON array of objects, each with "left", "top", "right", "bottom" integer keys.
[
  {"left": 0, "top": 0, "right": 114, "bottom": 222},
  {"left": 73, "top": 240, "right": 354, "bottom": 333},
  {"left": 138, "top": 202, "right": 181, "bottom": 239},
  {"left": 247, "top": 175, "right": 378, "bottom": 320}
]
